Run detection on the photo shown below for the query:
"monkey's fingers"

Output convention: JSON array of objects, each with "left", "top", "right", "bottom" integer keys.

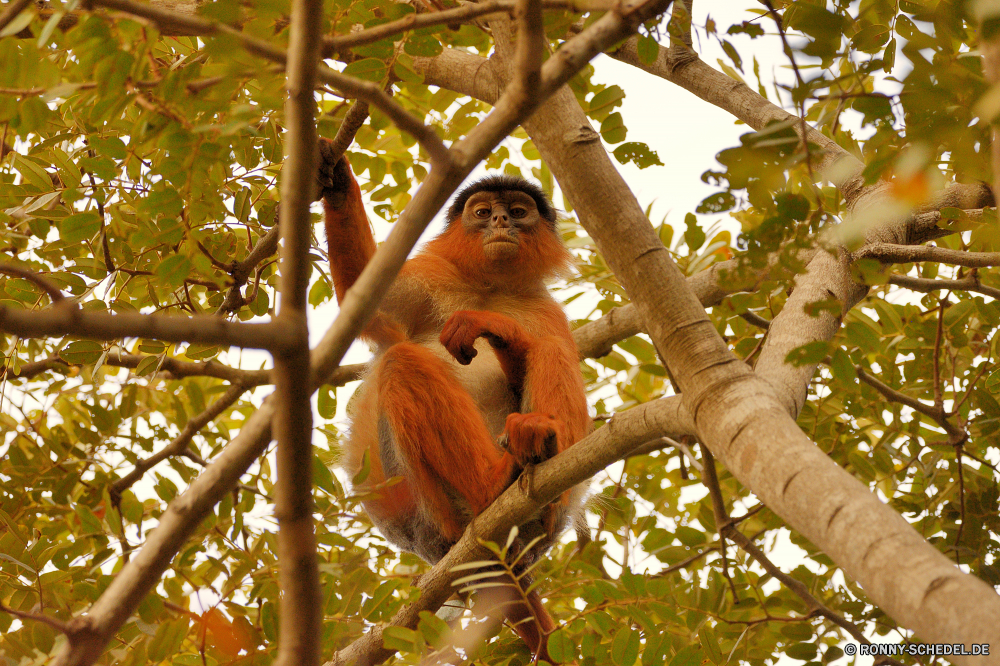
[
  {"left": 440, "top": 321, "right": 482, "bottom": 365},
  {"left": 316, "top": 142, "right": 355, "bottom": 202}
]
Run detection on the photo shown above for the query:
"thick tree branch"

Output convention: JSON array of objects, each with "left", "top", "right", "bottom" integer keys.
[
  {"left": 272, "top": 0, "right": 324, "bottom": 661},
  {"left": 327, "top": 395, "right": 685, "bottom": 666},
  {"left": 471, "top": 24, "right": 1000, "bottom": 658},
  {"left": 322, "top": 100, "right": 370, "bottom": 169},
  {"left": 0, "top": 304, "right": 296, "bottom": 351}
]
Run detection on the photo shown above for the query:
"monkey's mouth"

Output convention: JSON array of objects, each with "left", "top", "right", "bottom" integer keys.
[{"left": 485, "top": 234, "right": 517, "bottom": 245}]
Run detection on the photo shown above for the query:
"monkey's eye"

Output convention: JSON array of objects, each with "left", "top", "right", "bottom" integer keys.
[
  {"left": 510, "top": 206, "right": 527, "bottom": 219},
  {"left": 474, "top": 207, "right": 491, "bottom": 218}
]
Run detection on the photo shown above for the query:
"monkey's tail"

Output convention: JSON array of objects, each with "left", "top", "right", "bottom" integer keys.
[{"left": 476, "top": 581, "right": 559, "bottom": 664}]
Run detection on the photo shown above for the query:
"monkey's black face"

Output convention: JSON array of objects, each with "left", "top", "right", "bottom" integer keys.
[{"left": 461, "top": 190, "right": 542, "bottom": 261}]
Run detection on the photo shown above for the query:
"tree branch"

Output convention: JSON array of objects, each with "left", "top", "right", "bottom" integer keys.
[
  {"left": 0, "top": 305, "right": 295, "bottom": 352},
  {"left": 0, "top": 263, "right": 67, "bottom": 303},
  {"left": 0, "top": 0, "right": 33, "bottom": 33},
  {"left": 322, "top": 100, "right": 370, "bottom": 168},
  {"left": 327, "top": 393, "right": 685, "bottom": 666},
  {"left": 271, "top": 0, "right": 324, "bottom": 660},
  {"left": 856, "top": 366, "right": 965, "bottom": 442},
  {"left": 50, "top": 3, "right": 678, "bottom": 664},
  {"left": 888, "top": 274, "right": 1000, "bottom": 300},
  {"left": 468, "top": 17, "right": 1000, "bottom": 658},
  {"left": 315, "top": 67, "right": 450, "bottom": 165},
  {"left": 321, "top": 0, "right": 615, "bottom": 58},
  {"left": 108, "top": 382, "right": 249, "bottom": 499},
  {"left": 861, "top": 243, "right": 1000, "bottom": 268},
  {"left": 0, "top": 601, "right": 72, "bottom": 635}
]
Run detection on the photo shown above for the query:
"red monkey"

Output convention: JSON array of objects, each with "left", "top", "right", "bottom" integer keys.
[{"left": 318, "top": 139, "right": 590, "bottom": 662}]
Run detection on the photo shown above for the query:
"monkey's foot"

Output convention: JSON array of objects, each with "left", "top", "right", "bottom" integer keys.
[{"left": 502, "top": 412, "right": 563, "bottom": 467}]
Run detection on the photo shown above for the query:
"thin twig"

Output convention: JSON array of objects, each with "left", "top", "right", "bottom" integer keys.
[
  {"left": 739, "top": 311, "right": 771, "bottom": 329},
  {"left": 321, "top": 0, "right": 616, "bottom": 57},
  {"left": 862, "top": 243, "right": 1000, "bottom": 268},
  {"left": 0, "top": 264, "right": 67, "bottom": 303},
  {"left": 954, "top": 446, "right": 966, "bottom": 565},
  {"left": 888, "top": 273, "right": 1000, "bottom": 300},
  {"left": 0, "top": 601, "right": 71, "bottom": 635},
  {"left": 699, "top": 444, "right": 738, "bottom": 602},
  {"left": 933, "top": 296, "right": 947, "bottom": 408},
  {"left": 315, "top": 66, "right": 449, "bottom": 165},
  {"left": 108, "top": 382, "right": 249, "bottom": 499}
]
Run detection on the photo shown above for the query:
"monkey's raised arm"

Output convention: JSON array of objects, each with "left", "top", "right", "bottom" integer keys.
[
  {"left": 318, "top": 140, "right": 409, "bottom": 347},
  {"left": 318, "top": 140, "right": 375, "bottom": 302}
]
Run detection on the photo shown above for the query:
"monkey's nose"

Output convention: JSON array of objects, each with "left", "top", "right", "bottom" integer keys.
[{"left": 493, "top": 213, "right": 510, "bottom": 227}]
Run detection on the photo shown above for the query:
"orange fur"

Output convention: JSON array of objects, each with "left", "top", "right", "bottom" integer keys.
[{"left": 320, "top": 142, "right": 589, "bottom": 662}]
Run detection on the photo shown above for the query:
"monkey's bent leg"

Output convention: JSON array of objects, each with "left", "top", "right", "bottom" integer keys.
[
  {"left": 375, "top": 342, "right": 517, "bottom": 542},
  {"left": 521, "top": 334, "right": 591, "bottom": 448}
]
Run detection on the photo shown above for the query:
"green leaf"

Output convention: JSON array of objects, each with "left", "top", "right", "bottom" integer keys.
[
  {"left": 785, "top": 642, "right": 818, "bottom": 661},
  {"left": 611, "top": 627, "right": 640, "bottom": 666},
  {"left": 14, "top": 154, "right": 53, "bottom": 192},
  {"left": 784, "top": 341, "right": 831, "bottom": 367},
  {"left": 683, "top": 213, "right": 705, "bottom": 251},
  {"left": 613, "top": 142, "right": 664, "bottom": 169},
  {"left": 0, "top": 9, "right": 34, "bottom": 37},
  {"left": 75, "top": 504, "right": 103, "bottom": 533},
  {"left": 669, "top": 645, "right": 703, "bottom": 666},
  {"left": 404, "top": 34, "right": 443, "bottom": 57},
  {"left": 60, "top": 212, "right": 101, "bottom": 243},
  {"left": 61, "top": 341, "right": 104, "bottom": 365},
  {"left": 383, "top": 626, "right": 423, "bottom": 653},
  {"left": 343, "top": 58, "right": 388, "bottom": 83},
  {"left": 547, "top": 628, "right": 575, "bottom": 663},
  {"left": 147, "top": 619, "right": 190, "bottom": 662},
  {"left": 589, "top": 85, "right": 625, "bottom": 122},
  {"left": 852, "top": 23, "right": 891, "bottom": 52},
  {"left": 600, "top": 112, "right": 627, "bottom": 144},
  {"left": 637, "top": 34, "right": 659, "bottom": 65},
  {"left": 155, "top": 254, "right": 193, "bottom": 288},
  {"left": 318, "top": 384, "right": 337, "bottom": 419}
]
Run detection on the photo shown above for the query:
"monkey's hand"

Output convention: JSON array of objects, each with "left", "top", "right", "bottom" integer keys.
[
  {"left": 500, "top": 413, "right": 564, "bottom": 468},
  {"left": 316, "top": 138, "right": 356, "bottom": 208},
  {"left": 440, "top": 310, "right": 526, "bottom": 366}
]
